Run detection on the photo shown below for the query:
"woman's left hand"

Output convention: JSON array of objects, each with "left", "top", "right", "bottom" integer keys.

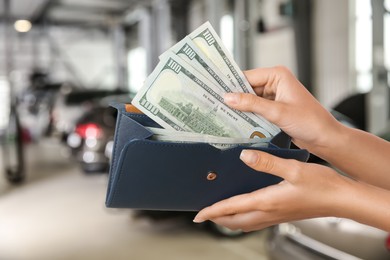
[{"left": 193, "top": 149, "right": 352, "bottom": 232}]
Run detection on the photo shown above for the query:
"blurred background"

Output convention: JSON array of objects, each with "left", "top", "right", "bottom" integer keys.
[{"left": 0, "top": 0, "right": 390, "bottom": 259}]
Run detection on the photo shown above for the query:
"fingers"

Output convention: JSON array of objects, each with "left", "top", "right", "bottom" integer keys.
[
  {"left": 193, "top": 151, "right": 303, "bottom": 223},
  {"left": 208, "top": 211, "right": 271, "bottom": 232},
  {"left": 193, "top": 181, "right": 287, "bottom": 224},
  {"left": 193, "top": 192, "right": 260, "bottom": 223},
  {"left": 244, "top": 67, "right": 282, "bottom": 88},
  {"left": 224, "top": 92, "right": 286, "bottom": 125},
  {"left": 240, "top": 150, "right": 302, "bottom": 182},
  {"left": 244, "top": 66, "right": 293, "bottom": 87}
]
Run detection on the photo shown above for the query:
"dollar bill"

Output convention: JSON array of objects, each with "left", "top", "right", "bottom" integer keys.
[
  {"left": 132, "top": 53, "right": 272, "bottom": 138},
  {"left": 161, "top": 37, "right": 238, "bottom": 93},
  {"left": 151, "top": 133, "right": 270, "bottom": 150},
  {"left": 189, "top": 21, "right": 254, "bottom": 94},
  {"left": 188, "top": 22, "right": 279, "bottom": 133},
  {"left": 162, "top": 36, "right": 279, "bottom": 135},
  {"left": 147, "top": 126, "right": 270, "bottom": 144}
]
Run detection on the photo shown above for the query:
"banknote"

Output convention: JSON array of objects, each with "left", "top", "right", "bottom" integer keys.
[
  {"left": 132, "top": 53, "right": 272, "bottom": 138},
  {"left": 151, "top": 133, "right": 270, "bottom": 150},
  {"left": 188, "top": 21, "right": 254, "bottom": 94},
  {"left": 188, "top": 22, "right": 279, "bottom": 133},
  {"left": 161, "top": 37, "right": 237, "bottom": 93},
  {"left": 146, "top": 126, "right": 271, "bottom": 142},
  {"left": 162, "top": 36, "right": 279, "bottom": 135}
]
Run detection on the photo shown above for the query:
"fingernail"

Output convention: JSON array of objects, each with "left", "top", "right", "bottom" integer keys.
[
  {"left": 240, "top": 150, "right": 258, "bottom": 165},
  {"left": 193, "top": 215, "right": 205, "bottom": 223},
  {"left": 224, "top": 93, "right": 240, "bottom": 105}
]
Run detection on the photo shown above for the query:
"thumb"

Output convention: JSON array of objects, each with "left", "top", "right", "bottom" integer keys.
[
  {"left": 240, "top": 149, "right": 302, "bottom": 183},
  {"left": 224, "top": 93, "right": 286, "bottom": 126}
]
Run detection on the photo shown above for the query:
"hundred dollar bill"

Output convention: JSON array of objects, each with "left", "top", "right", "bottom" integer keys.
[
  {"left": 132, "top": 53, "right": 271, "bottom": 138},
  {"left": 162, "top": 37, "right": 279, "bottom": 136},
  {"left": 147, "top": 126, "right": 270, "bottom": 143},
  {"left": 161, "top": 37, "right": 238, "bottom": 92},
  {"left": 189, "top": 21, "right": 254, "bottom": 94},
  {"left": 146, "top": 126, "right": 270, "bottom": 141},
  {"left": 151, "top": 133, "right": 270, "bottom": 150},
  {"left": 188, "top": 22, "right": 279, "bottom": 133}
]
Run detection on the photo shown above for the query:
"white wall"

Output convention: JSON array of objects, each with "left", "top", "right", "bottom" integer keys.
[
  {"left": 253, "top": 27, "right": 297, "bottom": 76},
  {"left": 312, "top": 0, "right": 352, "bottom": 108},
  {"left": 252, "top": 0, "right": 352, "bottom": 109}
]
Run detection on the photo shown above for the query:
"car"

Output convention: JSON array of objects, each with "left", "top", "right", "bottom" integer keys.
[
  {"left": 52, "top": 87, "right": 129, "bottom": 143},
  {"left": 67, "top": 94, "right": 131, "bottom": 173},
  {"left": 266, "top": 218, "right": 390, "bottom": 260}
]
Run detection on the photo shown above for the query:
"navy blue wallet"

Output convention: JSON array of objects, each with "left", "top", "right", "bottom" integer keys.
[{"left": 105, "top": 103, "right": 310, "bottom": 211}]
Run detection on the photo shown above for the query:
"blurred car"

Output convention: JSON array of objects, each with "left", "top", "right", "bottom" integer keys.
[
  {"left": 266, "top": 218, "right": 390, "bottom": 260},
  {"left": 52, "top": 87, "right": 128, "bottom": 143},
  {"left": 67, "top": 94, "right": 131, "bottom": 173}
]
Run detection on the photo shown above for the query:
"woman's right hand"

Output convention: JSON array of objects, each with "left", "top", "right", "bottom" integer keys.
[{"left": 224, "top": 66, "right": 343, "bottom": 154}]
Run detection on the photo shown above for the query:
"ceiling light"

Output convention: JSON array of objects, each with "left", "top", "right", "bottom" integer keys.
[{"left": 14, "top": 20, "right": 32, "bottom": 33}]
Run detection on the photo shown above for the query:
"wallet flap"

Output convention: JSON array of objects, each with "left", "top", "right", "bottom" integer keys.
[
  {"left": 106, "top": 103, "right": 310, "bottom": 211},
  {"left": 106, "top": 139, "right": 309, "bottom": 211},
  {"left": 107, "top": 108, "right": 153, "bottom": 196}
]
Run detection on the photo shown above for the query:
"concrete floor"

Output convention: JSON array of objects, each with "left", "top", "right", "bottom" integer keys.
[{"left": 0, "top": 138, "right": 271, "bottom": 260}]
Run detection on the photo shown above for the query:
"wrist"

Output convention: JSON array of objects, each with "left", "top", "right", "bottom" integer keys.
[
  {"left": 309, "top": 120, "right": 350, "bottom": 161},
  {"left": 334, "top": 179, "right": 390, "bottom": 231},
  {"left": 317, "top": 170, "right": 355, "bottom": 218}
]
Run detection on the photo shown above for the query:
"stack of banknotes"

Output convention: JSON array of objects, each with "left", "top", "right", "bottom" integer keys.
[{"left": 132, "top": 21, "right": 280, "bottom": 149}]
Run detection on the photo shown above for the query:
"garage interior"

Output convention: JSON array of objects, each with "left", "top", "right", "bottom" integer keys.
[{"left": 0, "top": 1, "right": 389, "bottom": 259}]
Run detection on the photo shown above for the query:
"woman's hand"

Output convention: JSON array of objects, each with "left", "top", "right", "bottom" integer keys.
[
  {"left": 193, "top": 67, "right": 348, "bottom": 230},
  {"left": 193, "top": 149, "right": 353, "bottom": 231},
  {"left": 194, "top": 149, "right": 390, "bottom": 232},
  {"left": 224, "top": 66, "right": 343, "bottom": 154}
]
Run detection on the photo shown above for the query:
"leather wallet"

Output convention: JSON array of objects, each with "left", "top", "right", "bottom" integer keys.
[{"left": 105, "top": 103, "right": 309, "bottom": 211}]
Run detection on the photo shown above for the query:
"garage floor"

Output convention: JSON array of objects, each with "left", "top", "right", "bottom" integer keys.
[{"left": 0, "top": 138, "right": 270, "bottom": 260}]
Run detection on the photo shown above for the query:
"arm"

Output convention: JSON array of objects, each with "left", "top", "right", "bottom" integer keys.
[
  {"left": 224, "top": 66, "right": 390, "bottom": 190},
  {"left": 315, "top": 125, "right": 390, "bottom": 190}
]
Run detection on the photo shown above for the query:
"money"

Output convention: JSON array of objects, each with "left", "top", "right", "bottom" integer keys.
[
  {"left": 188, "top": 21, "right": 254, "bottom": 94},
  {"left": 152, "top": 134, "right": 270, "bottom": 150},
  {"left": 164, "top": 36, "right": 278, "bottom": 135},
  {"left": 189, "top": 22, "right": 279, "bottom": 133},
  {"left": 132, "top": 21, "right": 280, "bottom": 147},
  {"left": 132, "top": 53, "right": 272, "bottom": 138},
  {"left": 147, "top": 127, "right": 270, "bottom": 149},
  {"left": 147, "top": 127, "right": 271, "bottom": 141}
]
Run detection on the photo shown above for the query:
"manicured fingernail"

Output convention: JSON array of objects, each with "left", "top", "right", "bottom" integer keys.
[
  {"left": 193, "top": 215, "right": 205, "bottom": 223},
  {"left": 240, "top": 150, "right": 258, "bottom": 165},
  {"left": 224, "top": 93, "right": 240, "bottom": 105}
]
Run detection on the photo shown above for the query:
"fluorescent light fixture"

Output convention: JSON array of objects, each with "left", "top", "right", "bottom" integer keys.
[{"left": 14, "top": 20, "right": 32, "bottom": 33}]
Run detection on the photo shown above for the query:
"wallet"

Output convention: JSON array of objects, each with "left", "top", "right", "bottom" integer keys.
[{"left": 105, "top": 103, "right": 310, "bottom": 211}]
